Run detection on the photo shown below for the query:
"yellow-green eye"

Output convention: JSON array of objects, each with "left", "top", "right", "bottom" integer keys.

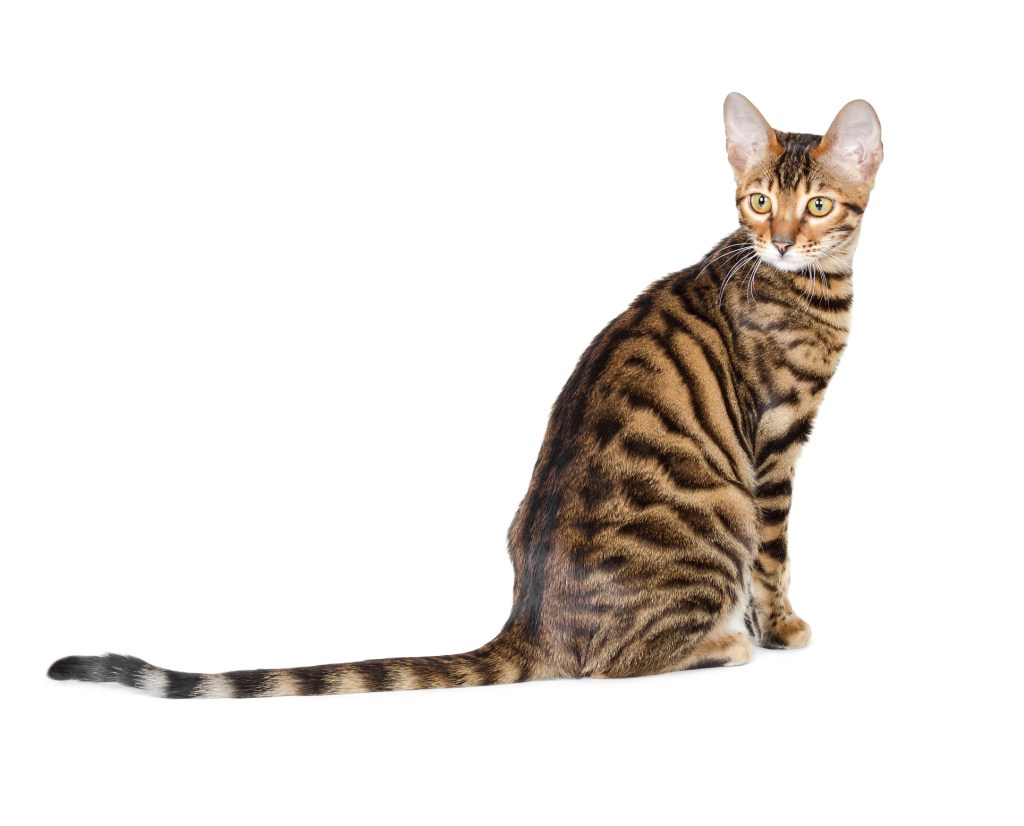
[
  {"left": 749, "top": 193, "right": 772, "bottom": 214},
  {"left": 807, "top": 196, "right": 834, "bottom": 217}
]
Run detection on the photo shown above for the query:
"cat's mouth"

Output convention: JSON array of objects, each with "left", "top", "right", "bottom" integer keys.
[
  {"left": 757, "top": 247, "right": 807, "bottom": 273},
  {"left": 758, "top": 247, "right": 851, "bottom": 278}
]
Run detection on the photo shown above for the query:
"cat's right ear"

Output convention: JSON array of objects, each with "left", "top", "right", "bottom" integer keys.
[
  {"left": 814, "top": 100, "right": 883, "bottom": 185},
  {"left": 723, "top": 93, "right": 778, "bottom": 178}
]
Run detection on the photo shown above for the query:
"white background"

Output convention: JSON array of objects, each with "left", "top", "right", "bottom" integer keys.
[{"left": 2, "top": 2, "right": 1020, "bottom": 824}]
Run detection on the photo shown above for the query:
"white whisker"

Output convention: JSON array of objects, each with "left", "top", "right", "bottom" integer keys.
[
  {"left": 748, "top": 260, "right": 762, "bottom": 301},
  {"left": 697, "top": 242, "right": 751, "bottom": 279},
  {"left": 719, "top": 251, "right": 759, "bottom": 306}
]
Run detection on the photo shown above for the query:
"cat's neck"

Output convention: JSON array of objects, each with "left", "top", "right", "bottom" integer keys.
[
  {"left": 669, "top": 231, "right": 853, "bottom": 436},
  {"left": 710, "top": 230, "right": 854, "bottom": 327}
]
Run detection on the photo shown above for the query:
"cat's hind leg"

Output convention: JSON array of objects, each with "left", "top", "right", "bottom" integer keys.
[
  {"left": 589, "top": 628, "right": 752, "bottom": 679},
  {"left": 585, "top": 589, "right": 755, "bottom": 679},
  {"left": 676, "top": 630, "right": 753, "bottom": 670},
  {"left": 576, "top": 481, "right": 760, "bottom": 679}
]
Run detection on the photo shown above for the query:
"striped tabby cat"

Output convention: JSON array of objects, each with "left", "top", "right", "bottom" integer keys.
[{"left": 49, "top": 93, "right": 882, "bottom": 698}]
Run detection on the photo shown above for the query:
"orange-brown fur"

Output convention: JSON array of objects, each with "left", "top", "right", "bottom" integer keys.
[{"left": 48, "top": 94, "right": 882, "bottom": 698}]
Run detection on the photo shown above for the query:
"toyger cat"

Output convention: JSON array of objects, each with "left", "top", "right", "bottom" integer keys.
[{"left": 48, "top": 93, "right": 883, "bottom": 698}]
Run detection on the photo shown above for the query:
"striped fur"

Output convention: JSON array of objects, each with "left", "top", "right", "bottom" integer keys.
[
  {"left": 47, "top": 632, "right": 534, "bottom": 698},
  {"left": 48, "top": 94, "right": 882, "bottom": 698}
]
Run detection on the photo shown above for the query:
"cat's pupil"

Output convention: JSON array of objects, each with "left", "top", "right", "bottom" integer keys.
[
  {"left": 815, "top": 198, "right": 822, "bottom": 209},
  {"left": 758, "top": 196, "right": 765, "bottom": 206}
]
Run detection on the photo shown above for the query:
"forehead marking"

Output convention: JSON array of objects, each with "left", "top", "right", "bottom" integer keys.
[{"left": 772, "top": 132, "right": 822, "bottom": 189}]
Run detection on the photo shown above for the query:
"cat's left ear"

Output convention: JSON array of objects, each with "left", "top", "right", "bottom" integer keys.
[{"left": 814, "top": 100, "right": 883, "bottom": 184}]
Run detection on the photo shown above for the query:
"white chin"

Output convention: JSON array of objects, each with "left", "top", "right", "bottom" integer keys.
[{"left": 761, "top": 254, "right": 806, "bottom": 273}]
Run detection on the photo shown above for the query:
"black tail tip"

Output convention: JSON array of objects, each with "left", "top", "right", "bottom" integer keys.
[
  {"left": 48, "top": 655, "right": 98, "bottom": 681},
  {"left": 48, "top": 653, "right": 151, "bottom": 688}
]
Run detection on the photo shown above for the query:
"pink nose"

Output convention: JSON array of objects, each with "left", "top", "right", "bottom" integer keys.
[{"left": 774, "top": 240, "right": 793, "bottom": 255}]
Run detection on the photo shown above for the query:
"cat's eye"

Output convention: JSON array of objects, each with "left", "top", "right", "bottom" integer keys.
[
  {"left": 749, "top": 193, "right": 772, "bottom": 214},
  {"left": 806, "top": 196, "right": 834, "bottom": 217}
]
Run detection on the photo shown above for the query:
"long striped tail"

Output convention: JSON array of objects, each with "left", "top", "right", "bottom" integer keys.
[{"left": 47, "top": 629, "right": 536, "bottom": 699}]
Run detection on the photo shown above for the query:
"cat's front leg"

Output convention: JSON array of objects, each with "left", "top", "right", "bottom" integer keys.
[{"left": 746, "top": 475, "right": 811, "bottom": 649}]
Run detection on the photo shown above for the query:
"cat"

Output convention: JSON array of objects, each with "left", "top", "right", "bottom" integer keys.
[{"left": 48, "top": 93, "right": 882, "bottom": 698}]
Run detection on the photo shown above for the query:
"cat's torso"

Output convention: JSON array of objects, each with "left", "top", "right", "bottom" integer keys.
[{"left": 507, "top": 229, "right": 852, "bottom": 678}]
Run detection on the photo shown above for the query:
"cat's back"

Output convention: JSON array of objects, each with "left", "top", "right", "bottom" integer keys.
[
  {"left": 502, "top": 249, "right": 761, "bottom": 668},
  {"left": 519, "top": 241, "right": 755, "bottom": 514}
]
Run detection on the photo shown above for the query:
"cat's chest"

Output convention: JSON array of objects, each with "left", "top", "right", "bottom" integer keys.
[{"left": 741, "top": 303, "right": 851, "bottom": 451}]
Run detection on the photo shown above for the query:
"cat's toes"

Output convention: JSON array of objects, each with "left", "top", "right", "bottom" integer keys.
[
  {"left": 720, "top": 632, "right": 754, "bottom": 666},
  {"left": 758, "top": 614, "right": 811, "bottom": 649}
]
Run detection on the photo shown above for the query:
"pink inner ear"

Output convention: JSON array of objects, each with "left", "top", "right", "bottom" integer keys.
[
  {"left": 843, "top": 135, "right": 882, "bottom": 180},
  {"left": 818, "top": 101, "right": 883, "bottom": 182},
  {"left": 727, "top": 140, "right": 762, "bottom": 174},
  {"left": 723, "top": 94, "right": 777, "bottom": 175},
  {"left": 842, "top": 141, "right": 867, "bottom": 167}
]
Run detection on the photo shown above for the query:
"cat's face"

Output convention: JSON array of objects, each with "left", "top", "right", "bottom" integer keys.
[{"left": 724, "top": 94, "right": 882, "bottom": 275}]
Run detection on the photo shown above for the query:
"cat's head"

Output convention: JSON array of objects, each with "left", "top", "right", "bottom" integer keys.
[{"left": 723, "top": 93, "right": 882, "bottom": 275}]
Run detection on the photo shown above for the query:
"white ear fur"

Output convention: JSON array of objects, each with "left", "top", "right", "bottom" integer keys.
[
  {"left": 723, "top": 92, "right": 777, "bottom": 176},
  {"left": 818, "top": 99, "right": 883, "bottom": 182}
]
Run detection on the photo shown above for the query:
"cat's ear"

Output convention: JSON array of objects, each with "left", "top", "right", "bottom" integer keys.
[
  {"left": 723, "top": 92, "right": 778, "bottom": 177},
  {"left": 814, "top": 100, "right": 883, "bottom": 184}
]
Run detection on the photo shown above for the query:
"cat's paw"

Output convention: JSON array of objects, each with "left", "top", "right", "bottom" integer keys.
[{"left": 757, "top": 613, "right": 811, "bottom": 649}]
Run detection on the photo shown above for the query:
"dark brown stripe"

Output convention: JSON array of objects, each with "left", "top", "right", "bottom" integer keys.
[
  {"left": 756, "top": 414, "right": 816, "bottom": 466},
  {"left": 761, "top": 537, "right": 787, "bottom": 562},
  {"left": 758, "top": 479, "right": 792, "bottom": 498},
  {"left": 356, "top": 660, "right": 391, "bottom": 692},
  {"left": 224, "top": 668, "right": 266, "bottom": 699}
]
